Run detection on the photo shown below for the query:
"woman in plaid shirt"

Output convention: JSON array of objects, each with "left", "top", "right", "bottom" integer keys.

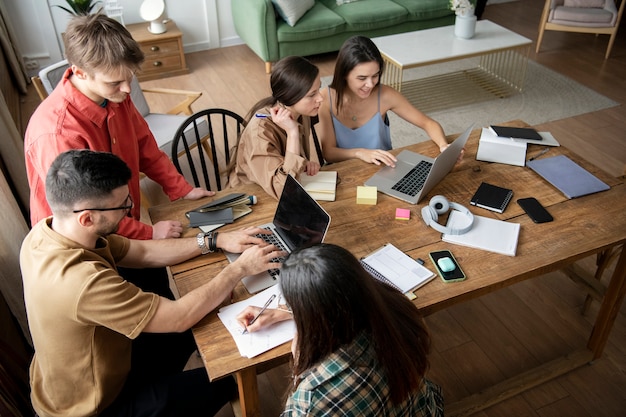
[{"left": 238, "top": 243, "right": 443, "bottom": 416}]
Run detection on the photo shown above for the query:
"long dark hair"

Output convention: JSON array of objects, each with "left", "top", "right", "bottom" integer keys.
[
  {"left": 329, "top": 35, "right": 385, "bottom": 114},
  {"left": 244, "top": 56, "right": 320, "bottom": 122},
  {"left": 280, "top": 243, "right": 431, "bottom": 404}
]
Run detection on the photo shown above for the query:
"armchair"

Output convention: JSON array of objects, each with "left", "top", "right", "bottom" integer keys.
[
  {"left": 31, "top": 60, "right": 202, "bottom": 150},
  {"left": 536, "top": 0, "right": 625, "bottom": 59}
]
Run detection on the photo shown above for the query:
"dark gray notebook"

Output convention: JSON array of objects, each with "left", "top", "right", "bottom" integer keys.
[{"left": 527, "top": 155, "right": 609, "bottom": 199}]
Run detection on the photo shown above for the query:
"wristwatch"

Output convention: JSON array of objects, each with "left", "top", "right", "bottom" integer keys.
[{"left": 196, "top": 231, "right": 212, "bottom": 255}]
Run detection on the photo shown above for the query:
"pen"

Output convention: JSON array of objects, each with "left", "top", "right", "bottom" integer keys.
[
  {"left": 255, "top": 113, "right": 269, "bottom": 118},
  {"left": 529, "top": 147, "right": 550, "bottom": 161},
  {"left": 242, "top": 294, "right": 276, "bottom": 334}
]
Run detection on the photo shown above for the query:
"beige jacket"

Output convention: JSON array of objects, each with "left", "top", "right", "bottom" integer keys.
[{"left": 229, "top": 109, "right": 320, "bottom": 199}]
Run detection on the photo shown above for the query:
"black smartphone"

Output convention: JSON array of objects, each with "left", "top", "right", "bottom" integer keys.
[
  {"left": 429, "top": 250, "right": 466, "bottom": 283},
  {"left": 517, "top": 197, "right": 553, "bottom": 223}
]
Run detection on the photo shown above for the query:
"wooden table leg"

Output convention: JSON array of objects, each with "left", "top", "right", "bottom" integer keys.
[
  {"left": 587, "top": 244, "right": 626, "bottom": 359},
  {"left": 235, "top": 368, "right": 260, "bottom": 417}
]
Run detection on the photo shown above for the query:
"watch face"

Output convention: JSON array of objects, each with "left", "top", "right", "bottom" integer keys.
[{"left": 197, "top": 232, "right": 209, "bottom": 254}]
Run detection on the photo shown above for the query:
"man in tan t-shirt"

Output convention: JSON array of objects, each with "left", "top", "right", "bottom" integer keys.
[{"left": 20, "top": 150, "right": 284, "bottom": 417}]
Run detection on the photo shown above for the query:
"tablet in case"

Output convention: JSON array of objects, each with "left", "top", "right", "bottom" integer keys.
[{"left": 527, "top": 155, "right": 610, "bottom": 199}]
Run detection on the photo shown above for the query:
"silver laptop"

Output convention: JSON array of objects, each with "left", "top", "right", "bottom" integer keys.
[
  {"left": 225, "top": 174, "right": 331, "bottom": 293},
  {"left": 364, "top": 124, "right": 473, "bottom": 204}
]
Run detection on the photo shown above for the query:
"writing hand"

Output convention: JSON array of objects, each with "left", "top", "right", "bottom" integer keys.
[{"left": 236, "top": 306, "right": 292, "bottom": 333}]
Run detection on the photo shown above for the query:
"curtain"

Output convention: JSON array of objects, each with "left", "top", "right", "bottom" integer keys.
[
  {"left": 0, "top": 161, "right": 30, "bottom": 346},
  {"left": 0, "top": 83, "right": 30, "bottom": 344},
  {"left": 0, "top": 0, "right": 28, "bottom": 94}
]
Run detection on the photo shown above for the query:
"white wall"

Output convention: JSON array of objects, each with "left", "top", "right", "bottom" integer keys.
[{"left": 7, "top": 0, "right": 243, "bottom": 76}]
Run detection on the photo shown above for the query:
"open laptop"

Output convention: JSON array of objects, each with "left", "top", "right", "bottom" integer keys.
[
  {"left": 225, "top": 174, "right": 331, "bottom": 293},
  {"left": 365, "top": 124, "right": 473, "bottom": 204}
]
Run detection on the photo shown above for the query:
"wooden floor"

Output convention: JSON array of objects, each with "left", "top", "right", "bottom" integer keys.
[{"left": 18, "top": 0, "right": 625, "bottom": 416}]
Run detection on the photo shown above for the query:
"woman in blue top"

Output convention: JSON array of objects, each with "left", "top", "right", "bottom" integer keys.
[{"left": 318, "top": 36, "right": 450, "bottom": 167}]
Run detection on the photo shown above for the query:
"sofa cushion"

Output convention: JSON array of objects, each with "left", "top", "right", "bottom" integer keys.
[
  {"left": 277, "top": 2, "right": 346, "bottom": 43},
  {"left": 318, "top": 0, "right": 408, "bottom": 31},
  {"left": 391, "top": 0, "right": 454, "bottom": 20},
  {"left": 563, "top": 0, "right": 605, "bottom": 7},
  {"left": 552, "top": 5, "right": 615, "bottom": 25},
  {"left": 272, "top": 0, "right": 315, "bottom": 26}
]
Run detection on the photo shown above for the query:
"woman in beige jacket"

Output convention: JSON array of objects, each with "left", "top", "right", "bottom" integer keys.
[{"left": 228, "top": 56, "right": 323, "bottom": 200}]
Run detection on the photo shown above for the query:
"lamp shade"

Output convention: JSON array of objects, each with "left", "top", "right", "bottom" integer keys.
[{"left": 139, "top": 0, "right": 166, "bottom": 34}]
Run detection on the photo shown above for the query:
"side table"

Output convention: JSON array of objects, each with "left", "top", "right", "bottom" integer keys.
[{"left": 126, "top": 20, "right": 189, "bottom": 81}]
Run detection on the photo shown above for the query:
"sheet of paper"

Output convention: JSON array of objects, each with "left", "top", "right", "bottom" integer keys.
[{"left": 217, "top": 284, "right": 295, "bottom": 358}]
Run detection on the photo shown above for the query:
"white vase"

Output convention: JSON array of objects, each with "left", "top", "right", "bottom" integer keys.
[{"left": 454, "top": 14, "right": 477, "bottom": 39}]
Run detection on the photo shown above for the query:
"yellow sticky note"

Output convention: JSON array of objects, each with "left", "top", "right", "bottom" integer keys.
[
  {"left": 396, "top": 208, "right": 410, "bottom": 220},
  {"left": 356, "top": 186, "right": 377, "bottom": 205}
]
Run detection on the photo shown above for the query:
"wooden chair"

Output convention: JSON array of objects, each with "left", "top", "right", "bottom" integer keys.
[
  {"left": 536, "top": 0, "right": 625, "bottom": 59},
  {"left": 171, "top": 108, "right": 247, "bottom": 191},
  {"left": 31, "top": 59, "right": 203, "bottom": 151}
]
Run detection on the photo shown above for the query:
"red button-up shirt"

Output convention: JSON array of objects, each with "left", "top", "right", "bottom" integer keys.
[{"left": 25, "top": 68, "right": 193, "bottom": 239}]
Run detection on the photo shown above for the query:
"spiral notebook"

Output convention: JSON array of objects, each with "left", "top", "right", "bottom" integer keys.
[
  {"left": 470, "top": 182, "right": 514, "bottom": 213},
  {"left": 360, "top": 243, "right": 435, "bottom": 295}
]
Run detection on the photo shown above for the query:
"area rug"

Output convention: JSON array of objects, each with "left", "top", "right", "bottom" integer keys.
[{"left": 321, "top": 58, "right": 620, "bottom": 148}]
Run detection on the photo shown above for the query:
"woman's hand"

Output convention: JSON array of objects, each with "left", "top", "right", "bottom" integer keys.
[
  {"left": 354, "top": 149, "right": 397, "bottom": 167},
  {"left": 304, "top": 160, "right": 321, "bottom": 176},
  {"left": 440, "top": 143, "right": 465, "bottom": 164},
  {"left": 270, "top": 106, "right": 299, "bottom": 135},
  {"left": 236, "top": 306, "right": 293, "bottom": 333}
]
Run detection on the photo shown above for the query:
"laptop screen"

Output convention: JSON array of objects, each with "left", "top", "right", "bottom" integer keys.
[{"left": 273, "top": 175, "right": 331, "bottom": 250}]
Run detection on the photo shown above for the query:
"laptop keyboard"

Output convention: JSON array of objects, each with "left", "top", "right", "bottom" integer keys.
[
  {"left": 256, "top": 227, "right": 288, "bottom": 278},
  {"left": 391, "top": 160, "right": 433, "bottom": 196}
]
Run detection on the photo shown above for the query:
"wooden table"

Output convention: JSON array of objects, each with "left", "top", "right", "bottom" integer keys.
[{"left": 149, "top": 121, "right": 626, "bottom": 417}]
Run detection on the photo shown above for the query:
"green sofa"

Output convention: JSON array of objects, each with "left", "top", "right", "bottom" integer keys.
[{"left": 231, "top": 0, "right": 456, "bottom": 72}]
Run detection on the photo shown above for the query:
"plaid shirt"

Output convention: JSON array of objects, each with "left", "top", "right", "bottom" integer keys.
[{"left": 281, "top": 333, "right": 443, "bottom": 417}]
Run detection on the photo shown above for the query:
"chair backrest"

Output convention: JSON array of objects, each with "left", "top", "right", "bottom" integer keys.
[
  {"left": 33, "top": 60, "right": 150, "bottom": 109},
  {"left": 130, "top": 76, "right": 151, "bottom": 117},
  {"left": 31, "top": 60, "right": 71, "bottom": 100},
  {"left": 310, "top": 115, "right": 325, "bottom": 166},
  {"left": 39, "top": 60, "right": 70, "bottom": 95},
  {"left": 171, "top": 108, "right": 246, "bottom": 191}
]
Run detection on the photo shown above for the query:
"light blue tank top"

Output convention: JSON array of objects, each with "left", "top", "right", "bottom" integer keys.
[{"left": 329, "top": 86, "right": 392, "bottom": 151}]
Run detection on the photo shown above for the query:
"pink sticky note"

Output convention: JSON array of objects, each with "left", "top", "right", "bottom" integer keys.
[{"left": 395, "top": 208, "right": 410, "bottom": 220}]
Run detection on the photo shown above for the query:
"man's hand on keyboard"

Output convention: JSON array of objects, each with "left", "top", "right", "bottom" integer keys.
[
  {"left": 216, "top": 227, "right": 276, "bottom": 253},
  {"left": 234, "top": 244, "right": 287, "bottom": 277}
]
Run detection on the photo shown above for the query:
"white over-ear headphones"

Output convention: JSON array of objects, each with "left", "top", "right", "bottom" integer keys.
[{"left": 421, "top": 195, "right": 474, "bottom": 235}]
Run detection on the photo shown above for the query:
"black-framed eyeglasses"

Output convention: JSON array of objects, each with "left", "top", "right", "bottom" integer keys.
[{"left": 72, "top": 194, "right": 133, "bottom": 214}]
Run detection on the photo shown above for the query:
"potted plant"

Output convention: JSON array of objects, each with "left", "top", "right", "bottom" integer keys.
[{"left": 54, "top": 0, "right": 102, "bottom": 16}]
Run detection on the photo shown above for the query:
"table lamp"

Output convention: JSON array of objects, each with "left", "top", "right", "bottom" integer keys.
[{"left": 139, "top": 0, "right": 167, "bottom": 34}]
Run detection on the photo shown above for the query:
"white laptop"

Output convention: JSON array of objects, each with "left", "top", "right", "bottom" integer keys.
[
  {"left": 364, "top": 124, "right": 473, "bottom": 204},
  {"left": 225, "top": 174, "right": 331, "bottom": 294}
]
